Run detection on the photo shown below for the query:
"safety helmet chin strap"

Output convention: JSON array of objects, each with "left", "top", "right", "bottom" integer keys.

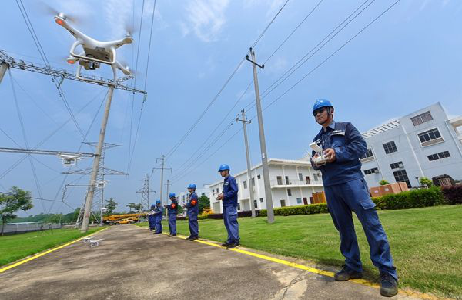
[{"left": 319, "top": 107, "right": 334, "bottom": 125}]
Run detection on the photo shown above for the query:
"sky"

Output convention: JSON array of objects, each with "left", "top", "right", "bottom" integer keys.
[{"left": 1, "top": 0, "right": 461, "bottom": 216}]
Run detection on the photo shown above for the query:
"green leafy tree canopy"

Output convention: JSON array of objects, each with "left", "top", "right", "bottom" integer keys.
[{"left": 0, "top": 186, "right": 33, "bottom": 234}]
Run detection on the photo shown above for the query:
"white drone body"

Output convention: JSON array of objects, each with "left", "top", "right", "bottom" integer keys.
[
  {"left": 54, "top": 13, "right": 132, "bottom": 80},
  {"left": 58, "top": 153, "right": 81, "bottom": 166}
]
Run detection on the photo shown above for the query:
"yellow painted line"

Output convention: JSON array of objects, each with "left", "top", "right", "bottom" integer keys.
[
  {"left": 140, "top": 226, "right": 444, "bottom": 299},
  {"left": 0, "top": 227, "right": 109, "bottom": 274}
]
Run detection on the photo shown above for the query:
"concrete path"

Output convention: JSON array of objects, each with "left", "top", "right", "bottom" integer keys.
[{"left": 0, "top": 225, "right": 423, "bottom": 300}]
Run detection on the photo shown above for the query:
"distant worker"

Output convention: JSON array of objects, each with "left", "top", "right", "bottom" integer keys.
[
  {"left": 185, "top": 184, "right": 199, "bottom": 241},
  {"left": 310, "top": 99, "right": 398, "bottom": 297},
  {"left": 216, "top": 164, "right": 239, "bottom": 248},
  {"left": 152, "top": 199, "right": 163, "bottom": 234},
  {"left": 166, "top": 193, "right": 178, "bottom": 236},
  {"left": 147, "top": 204, "right": 156, "bottom": 231}
]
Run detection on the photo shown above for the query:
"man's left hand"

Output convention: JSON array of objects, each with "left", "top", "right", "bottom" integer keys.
[
  {"left": 324, "top": 148, "right": 336, "bottom": 163},
  {"left": 216, "top": 193, "right": 224, "bottom": 200}
]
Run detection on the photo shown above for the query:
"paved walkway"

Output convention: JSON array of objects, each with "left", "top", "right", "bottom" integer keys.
[{"left": 0, "top": 225, "right": 423, "bottom": 300}]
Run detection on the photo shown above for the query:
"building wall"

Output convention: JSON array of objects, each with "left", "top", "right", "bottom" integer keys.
[
  {"left": 361, "top": 103, "right": 462, "bottom": 187},
  {"left": 209, "top": 159, "right": 324, "bottom": 213}
]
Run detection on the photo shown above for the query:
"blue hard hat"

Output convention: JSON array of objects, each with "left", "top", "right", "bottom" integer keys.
[
  {"left": 187, "top": 184, "right": 196, "bottom": 190},
  {"left": 169, "top": 192, "right": 176, "bottom": 198},
  {"left": 313, "top": 99, "right": 333, "bottom": 112},
  {"left": 218, "top": 164, "right": 230, "bottom": 172},
  {"left": 155, "top": 199, "right": 161, "bottom": 204}
]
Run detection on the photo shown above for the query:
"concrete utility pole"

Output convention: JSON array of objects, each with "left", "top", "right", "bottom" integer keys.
[
  {"left": 236, "top": 109, "right": 256, "bottom": 218},
  {"left": 81, "top": 86, "right": 115, "bottom": 232},
  {"left": 246, "top": 47, "right": 274, "bottom": 223},
  {"left": 165, "top": 179, "right": 171, "bottom": 201},
  {"left": 136, "top": 174, "right": 156, "bottom": 211},
  {"left": 153, "top": 155, "right": 172, "bottom": 206}
]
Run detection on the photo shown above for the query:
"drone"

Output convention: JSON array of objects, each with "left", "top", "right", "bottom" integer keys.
[
  {"left": 53, "top": 12, "right": 133, "bottom": 80},
  {"left": 58, "top": 153, "right": 82, "bottom": 166}
]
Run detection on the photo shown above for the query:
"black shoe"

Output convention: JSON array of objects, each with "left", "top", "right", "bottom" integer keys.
[
  {"left": 221, "top": 242, "right": 230, "bottom": 247},
  {"left": 226, "top": 243, "right": 238, "bottom": 249},
  {"left": 189, "top": 236, "right": 199, "bottom": 241},
  {"left": 334, "top": 265, "right": 363, "bottom": 281},
  {"left": 171, "top": 234, "right": 176, "bottom": 236},
  {"left": 380, "top": 272, "right": 398, "bottom": 297}
]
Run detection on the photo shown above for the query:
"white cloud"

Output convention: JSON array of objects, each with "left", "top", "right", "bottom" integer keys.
[
  {"left": 102, "top": 0, "right": 134, "bottom": 39},
  {"left": 184, "top": 0, "right": 230, "bottom": 42}
]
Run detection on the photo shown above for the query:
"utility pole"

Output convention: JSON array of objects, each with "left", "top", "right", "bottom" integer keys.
[
  {"left": 236, "top": 109, "right": 256, "bottom": 218},
  {"left": 153, "top": 155, "right": 172, "bottom": 207},
  {"left": 136, "top": 174, "right": 156, "bottom": 211},
  {"left": 246, "top": 47, "right": 274, "bottom": 223},
  {"left": 81, "top": 86, "right": 115, "bottom": 232},
  {"left": 165, "top": 179, "right": 171, "bottom": 201}
]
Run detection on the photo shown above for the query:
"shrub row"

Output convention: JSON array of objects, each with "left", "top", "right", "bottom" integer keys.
[
  {"left": 259, "top": 203, "right": 328, "bottom": 217},
  {"left": 372, "top": 186, "right": 445, "bottom": 210},
  {"left": 441, "top": 185, "right": 462, "bottom": 205}
]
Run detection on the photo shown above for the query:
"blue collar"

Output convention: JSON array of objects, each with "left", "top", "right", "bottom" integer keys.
[{"left": 322, "top": 121, "right": 336, "bottom": 133}]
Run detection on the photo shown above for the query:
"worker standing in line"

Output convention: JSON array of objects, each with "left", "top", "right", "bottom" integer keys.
[
  {"left": 216, "top": 164, "right": 239, "bottom": 249},
  {"left": 185, "top": 184, "right": 199, "bottom": 241},
  {"left": 147, "top": 204, "right": 156, "bottom": 231},
  {"left": 310, "top": 99, "right": 398, "bottom": 297},
  {"left": 152, "top": 199, "right": 163, "bottom": 234},
  {"left": 166, "top": 193, "right": 178, "bottom": 236}
]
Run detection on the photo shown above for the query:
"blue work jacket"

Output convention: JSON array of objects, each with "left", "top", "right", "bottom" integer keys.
[
  {"left": 310, "top": 121, "right": 367, "bottom": 186},
  {"left": 167, "top": 201, "right": 178, "bottom": 216},
  {"left": 223, "top": 176, "right": 238, "bottom": 207},
  {"left": 185, "top": 192, "right": 199, "bottom": 215},
  {"left": 153, "top": 206, "right": 163, "bottom": 221}
]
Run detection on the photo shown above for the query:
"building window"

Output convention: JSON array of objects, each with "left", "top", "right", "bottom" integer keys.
[
  {"left": 257, "top": 174, "right": 261, "bottom": 179},
  {"left": 411, "top": 111, "right": 433, "bottom": 126},
  {"left": 298, "top": 173, "right": 303, "bottom": 181},
  {"left": 306, "top": 176, "right": 311, "bottom": 184},
  {"left": 259, "top": 198, "right": 264, "bottom": 203},
  {"left": 361, "top": 148, "right": 374, "bottom": 160},
  {"left": 428, "top": 151, "right": 450, "bottom": 161},
  {"left": 243, "top": 181, "right": 247, "bottom": 189},
  {"left": 253, "top": 200, "right": 257, "bottom": 209},
  {"left": 296, "top": 198, "right": 302, "bottom": 204},
  {"left": 393, "top": 170, "right": 411, "bottom": 187},
  {"left": 252, "top": 177, "right": 255, "bottom": 187},
  {"left": 383, "top": 141, "right": 397, "bottom": 154},
  {"left": 280, "top": 200, "right": 286, "bottom": 207},
  {"left": 313, "top": 173, "right": 320, "bottom": 181},
  {"left": 285, "top": 176, "right": 290, "bottom": 185},
  {"left": 418, "top": 128, "right": 443, "bottom": 146},
  {"left": 390, "top": 161, "right": 403, "bottom": 170},
  {"left": 364, "top": 167, "right": 379, "bottom": 175},
  {"left": 237, "top": 203, "right": 241, "bottom": 210},
  {"left": 287, "top": 189, "right": 292, "bottom": 196},
  {"left": 276, "top": 176, "right": 283, "bottom": 185}
]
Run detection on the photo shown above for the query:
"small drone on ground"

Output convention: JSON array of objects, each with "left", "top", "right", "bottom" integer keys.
[{"left": 51, "top": 10, "right": 134, "bottom": 80}]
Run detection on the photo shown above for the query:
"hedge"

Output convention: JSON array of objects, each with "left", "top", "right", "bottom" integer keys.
[
  {"left": 259, "top": 203, "right": 328, "bottom": 217},
  {"left": 372, "top": 187, "right": 445, "bottom": 210},
  {"left": 441, "top": 185, "right": 462, "bottom": 205}
]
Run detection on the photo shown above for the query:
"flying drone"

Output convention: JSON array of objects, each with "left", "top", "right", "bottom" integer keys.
[{"left": 51, "top": 10, "right": 134, "bottom": 80}]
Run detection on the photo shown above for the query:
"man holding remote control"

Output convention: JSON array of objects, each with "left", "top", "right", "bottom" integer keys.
[{"left": 310, "top": 99, "right": 398, "bottom": 297}]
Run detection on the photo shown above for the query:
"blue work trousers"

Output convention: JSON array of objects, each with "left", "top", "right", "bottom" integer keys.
[
  {"left": 148, "top": 215, "right": 155, "bottom": 230},
  {"left": 223, "top": 205, "right": 239, "bottom": 244},
  {"left": 154, "top": 216, "right": 162, "bottom": 234},
  {"left": 168, "top": 214, "right": 177, "bottom": 235},
  {"left": 324, "top": 178, "right": 397, "bottom": 280},
  {"left": 188, "top": 212, "right": 199, "bottom": 238}
]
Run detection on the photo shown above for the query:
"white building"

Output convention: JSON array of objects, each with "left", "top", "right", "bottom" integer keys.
[
  {"left": 208, "top": 158, "right": 324, "bottom": 214},
  {"left": 176, "top": 186, "right": 209, "bottom": 207},
  {"left": 360, "top": 102, "right": 462, "bottom": 187}
]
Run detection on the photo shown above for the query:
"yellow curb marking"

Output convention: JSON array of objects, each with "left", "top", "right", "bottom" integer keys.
[
  {"left": 0, "top": 227, "right": 109, "bottom": 274},
  {"left": 141, "top": 225, "right": 443, "bottom": 300}
]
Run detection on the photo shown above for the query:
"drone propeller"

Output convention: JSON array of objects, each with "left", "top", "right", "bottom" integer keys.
[{"left": 35, "top": 1, "right": 84, "bottom": 25}]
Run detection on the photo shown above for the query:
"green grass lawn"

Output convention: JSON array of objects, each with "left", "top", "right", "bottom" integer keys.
[
  {"left": 138, "top": 205, "right": 462, "bottom": 299},
  {"left": 0, "top": 227, "right": 105, "bottom": 267}
]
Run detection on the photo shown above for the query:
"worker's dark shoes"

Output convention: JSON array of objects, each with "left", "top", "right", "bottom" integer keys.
[
  {"left": 226, "top": 243, "right": 238, "bottom": 249},
  {"left": 221, "top": 242, "right": 230, "bottom": 247},
  {"left": 380, "top": 272, "right": 398, "bottom": 297},
  {"left": 189, "top": 236, "right": 199, "bottom": 241},
  {"left": 334, "top": 265, "right": 363, "bottom": 281}
]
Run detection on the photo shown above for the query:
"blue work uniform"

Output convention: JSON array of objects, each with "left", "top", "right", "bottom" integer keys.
[
  {"left": 147, "top": 210, "right": 156, "bottom": 231},
  {"left": 222, "top": 175, "right": 239, "bottom": 244},
  {"left": 185, "top": 192, "right": 199, "bottom": 238},
  {"left": 311, "top": 121, "right": 397, "bottom": 280},
  {"left": 167, "top": 200, "right": 178, "bottom": 235},
  {"left": 153, "top": 206, "right": 163, "bottom": 234}
]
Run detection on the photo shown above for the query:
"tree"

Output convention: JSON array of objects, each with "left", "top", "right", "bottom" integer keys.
[
  {"left": 198, "top": 195, "right": 210, "bottom": 214},
  {"left": 419, "top": 177, "right": 433, "bottom": 188},
  {"left": 104, "top": 198, "right": 117, "bottom": 216},
  {"left": 0, "top": 186, "right": 33, "bottom": 235},
  {"left": 126, "top": 203, "right": 142, "bottom": 213},
  {"left": 379, "top": 179, "right": 390, "bottom": 185}
]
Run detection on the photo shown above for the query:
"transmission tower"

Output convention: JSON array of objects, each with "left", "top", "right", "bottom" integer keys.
[{"left": 136, "top": 174, "right": 156, "bottom": 211}]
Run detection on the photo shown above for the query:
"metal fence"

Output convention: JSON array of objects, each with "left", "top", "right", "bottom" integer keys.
[{"left": 1, "top": 222, "right": 62, "bottom": 235}]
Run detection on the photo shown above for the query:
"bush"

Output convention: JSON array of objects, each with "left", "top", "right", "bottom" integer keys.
[
  {"left": 379, "top": 179, "right": 390, "bottom": 185},
  {"left": 441, "top": 185, "right": 462, "bottom": 205},
  {"left": 259, "top": 203, "right": 328, "bottom": 217},
  {"left": 373, "top": 187, "right": 445, "bottom": 210}
]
